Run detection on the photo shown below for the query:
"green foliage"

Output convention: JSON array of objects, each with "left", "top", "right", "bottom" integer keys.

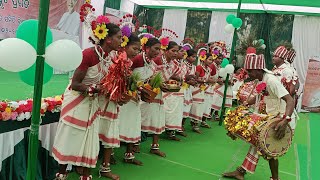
[
  {"left": 129, "top": 72, "right": 141, "bottom": 91},
  {"left": 150, "top": 72, "right": 163, "bottom": 88},
  {"left": 184, "top": 10, "right": 211, "bottom": 45}
]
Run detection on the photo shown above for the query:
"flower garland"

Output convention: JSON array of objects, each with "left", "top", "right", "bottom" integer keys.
[
  {"left": 224, "top": 106, "right": 269, "bottom": 143},
  {"left": 0, "top": 96, "right": 63, "bottom": 122}
]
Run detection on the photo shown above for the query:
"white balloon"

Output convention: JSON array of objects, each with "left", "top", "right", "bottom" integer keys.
[
  {"left": 0, "top": 38, "right": 36, "bottom": 72},
  {"left": 219, "top": 68, "right": 228, "bottom": 79},
  {"left": 45, "top": 40, "right": 82, "bottom": 72},
  {"left": 224, "top": 24, "right": 234, "bottom": 34},
  {"left": 261, "top": 44, "right": 266, "bottom": 49},
  {"left": 225, "top": 64, "right": 235, "bottom": 74}
]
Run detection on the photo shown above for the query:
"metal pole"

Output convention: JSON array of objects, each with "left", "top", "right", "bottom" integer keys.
[
  {"left": 219, "top": 0, "right": 242, "bottom": 125},
  {"left": 26, "top": 0, "right": 50, "bottom": 179}
]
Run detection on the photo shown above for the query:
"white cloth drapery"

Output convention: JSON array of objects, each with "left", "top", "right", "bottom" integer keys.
[
  {"left": 208, "top": 11, "right": 235, "bottom": 46},
  {"left": 0, "top": 122, "right": 58, "bottom": 170},
  {"left": 292, "top": 15, "right": 320, "bottom": 111},
  {"left": 162, "top": 9, "right": 188, "bottom": 44}
]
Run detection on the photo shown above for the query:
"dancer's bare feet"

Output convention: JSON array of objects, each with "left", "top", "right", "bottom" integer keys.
[
  {"left": 150, "top": 149, "right": 166, "bottom": 157},
  {"left": 177, "top": 131, "right": 187, "bottom": 137},
  {"left": 192, "top": 127, "right": 202, "bottom": 134},
  {"left": 99, "top": 164, "right": 120, "bottom": 180},
  {"left": 100, "top": 172, "right": 120, "bottom": 180},
  {"left": 168, "top": 135, "right": 181, "bottom": 141},
  {"left": 222, "top": 168, "right": 245, "bottom": 180},
  {"left": 124, "top": 158, "right": 143, "bottom": 166},
  {"left": 201, "top": 122, "right": 211, "bottom": 128}
]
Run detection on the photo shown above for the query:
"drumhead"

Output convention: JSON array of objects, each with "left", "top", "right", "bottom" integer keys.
[{"left": 258, "top": 120, "right": 293, "bottom": 158}]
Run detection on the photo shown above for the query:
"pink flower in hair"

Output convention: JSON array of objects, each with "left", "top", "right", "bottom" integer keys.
[
  {"left": 200, "top": 50, "right": 206, "bottom": 56},
  {"left": 96, "top": 15, "right": 110, "bottom": 25},
  {"left": 160, "top": 37, "right": 170, "bottom": 49}
]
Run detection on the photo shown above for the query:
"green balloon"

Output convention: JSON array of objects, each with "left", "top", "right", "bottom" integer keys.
[
  {"left": 221, "top": 58, "right": 229, "bottom": 68},
  {"left": 16, "top": 19, "right": 53, "bottom": 49},
  {"left": 226, "top": 14, "right": 236, "bottom": 24},
  {"left": 232, "top": 18, "right": 243, "bottom": 28},
  {"left": 19, "top": 63, "right": 53, "bottom": 86},
  {"left": 259, "top": 39, "right": 265, "bottom": 44}
]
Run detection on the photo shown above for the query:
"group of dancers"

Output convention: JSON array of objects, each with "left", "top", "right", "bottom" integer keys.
[{"left": 52, "top": 1, "right": 300, "bottom": 180}]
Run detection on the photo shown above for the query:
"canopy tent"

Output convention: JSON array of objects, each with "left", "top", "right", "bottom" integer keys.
[{"left": 128, "top": 0, "right": 320, "bottom": 15}]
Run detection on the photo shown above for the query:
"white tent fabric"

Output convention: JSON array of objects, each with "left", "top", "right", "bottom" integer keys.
[
  {"left": 162, "top": 9, "right": 188, "bottom": 44},
  {"left": 208, "top": 11, "right": 235, "bottom": 47},
  {"left": 120, "top": 0, "right": 135, "bottom": 15},
  {"left": 292, "top": 16, "right": 320, "bottom": 93},
  {"left": 292, "top": 15, "right": 320, "bottom": 111}
]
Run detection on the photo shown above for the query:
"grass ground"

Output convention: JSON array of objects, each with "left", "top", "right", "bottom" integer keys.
[{"left": 1, "top": 68, "right": 317, "bottom": 180}]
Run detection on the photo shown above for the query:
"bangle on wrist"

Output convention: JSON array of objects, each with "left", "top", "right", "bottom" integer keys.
[
  {"left": 282, "top": 115, "right": 292, "bottom": 122},
  {"left": 86, "top": 84, "right": 97, "bottom": 97}
]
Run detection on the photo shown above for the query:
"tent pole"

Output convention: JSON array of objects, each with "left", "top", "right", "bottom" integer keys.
[
  {"left": 219, "top": 0, "right": 242, "bottom": 126},
  {"left": 26, "top": 0, "right": 50, "bottom": 179}
]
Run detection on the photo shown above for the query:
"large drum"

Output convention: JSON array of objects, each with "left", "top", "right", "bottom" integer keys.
[{"left": 225, "top": 106, "right": 293, "bottom": 159}]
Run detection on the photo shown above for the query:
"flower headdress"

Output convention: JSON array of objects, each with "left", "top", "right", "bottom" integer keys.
[
  {"left": 197, "top": 47, "right": 207, "bottom": 63},
  {"left": 178, "top": 38, "right": 194, "bottom": 59},
  {"left": 208, "top": 41, "right": 229, "bottom": 59},
  {"left": 181, "top": 38, "right": 195, "bottom": 51},
  {"left": 80, "top": 1, "right": 110, "bottom": 44},
  {"left": 138, "top": 25, "right": 157, "bottom": 49},
  {"left": 157, "top": 28, "right": 178, "bottom": 50},
  {"left": 119, "top": 14, "right": 140, "bottom": 47}
]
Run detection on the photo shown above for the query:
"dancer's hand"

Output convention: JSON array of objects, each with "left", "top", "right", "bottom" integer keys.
[{"left": 274, "top": 119, "right": 288, "bottom": 139}]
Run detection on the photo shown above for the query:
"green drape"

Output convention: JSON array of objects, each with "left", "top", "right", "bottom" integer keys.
[
  {"left": 134, "top": 6, "right": 164, "bottom": 30},
  {"left": 104, "top": 0, "right": 121, "bottom": 10},
  {"left": 0, "top": 113, "right": 60, "bottom": 134}
]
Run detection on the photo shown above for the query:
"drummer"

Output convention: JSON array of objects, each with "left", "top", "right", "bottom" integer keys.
[{"left": 223, "top": 53, "right": 295, "bottom": 180}]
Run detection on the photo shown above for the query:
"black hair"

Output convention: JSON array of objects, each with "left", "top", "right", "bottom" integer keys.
[
  {"left": 206, "top": 53, "right": 213, "bottom": 58},
  {"left": 145, "top": 38, "right": 160, "bottom": 48},
  {"left": 106, "top": 23, "right": 121, "bottom": 37},
  {"left": 127, "top": 33, "right": 140, "bottom": 46},
  {"left": 167, "top": 41, "right": 178, "bottom": 50},
  {"left": 178, "top": 46, "right": 183, "bottom": 50},
  {"left": 187, "top": 49, "right": 196, "bottom": 57}
]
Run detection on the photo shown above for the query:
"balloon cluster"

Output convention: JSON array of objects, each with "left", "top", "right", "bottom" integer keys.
[
  {"left": 252, "top": 39, "right": 266, "bottom": 50},
  {"left": 0, "top": 19, "right": 83, "bottom": 86},
  {"left": 224, "top": 14, "right": 243, "bottom": 34},
  {"left": 218, "top": 58, "right": 235, "bottom": 80}
]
